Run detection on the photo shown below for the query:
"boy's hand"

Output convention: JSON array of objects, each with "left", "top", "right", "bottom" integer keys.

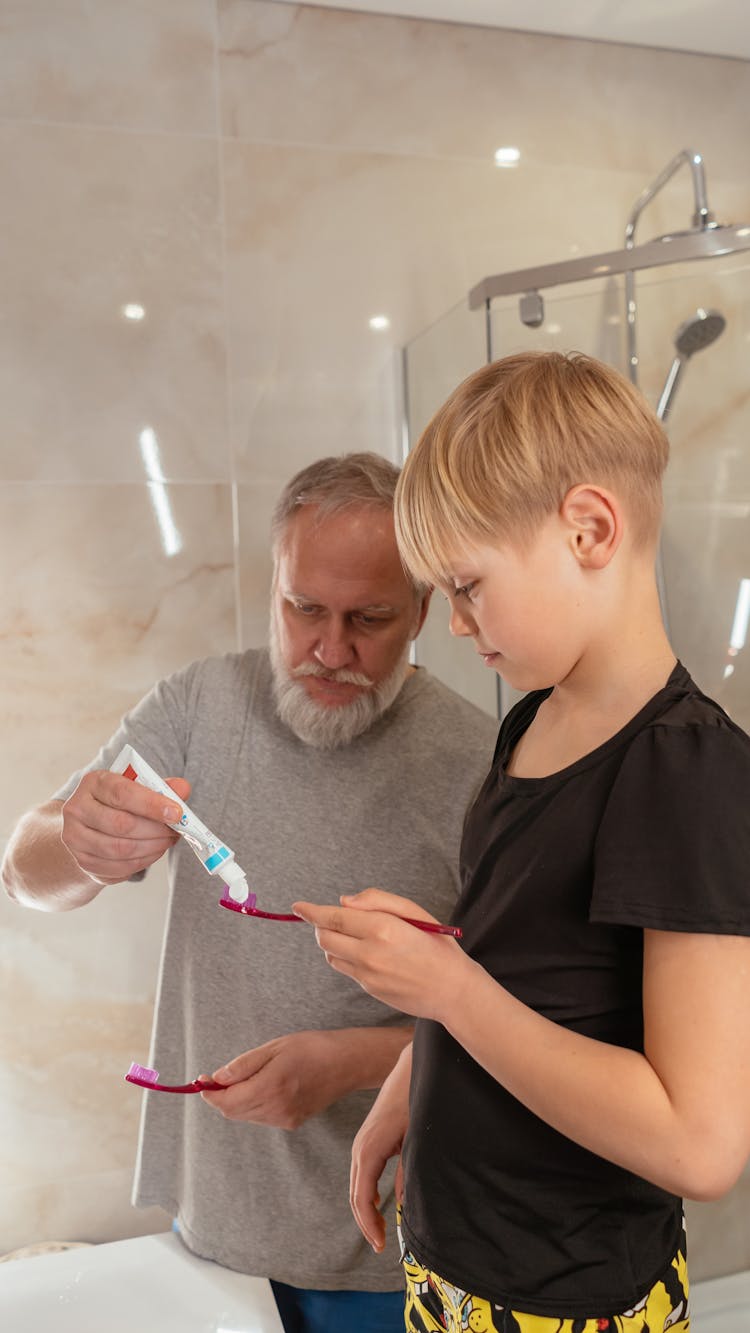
[
  {"left": 293, "top": 888, "right": 465, "bottom": 1023},
  {"left": 61, "top": 769, "right": 191, "bottom": 884},
  {"left": 350, "top": 1053, "right": 410, "bottom": 1252}
]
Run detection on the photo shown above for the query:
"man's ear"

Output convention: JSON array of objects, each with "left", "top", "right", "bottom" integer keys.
[
  {"left": 561, "top": 484, "right": 623, "bottom": 570},
  {"left": 412, "top": 587, "right": 433, "bottom": 637}
]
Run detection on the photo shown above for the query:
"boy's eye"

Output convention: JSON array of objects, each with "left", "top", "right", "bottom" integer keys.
[{"left": 454, "top": 582, "right": 476, "bottom": 600}]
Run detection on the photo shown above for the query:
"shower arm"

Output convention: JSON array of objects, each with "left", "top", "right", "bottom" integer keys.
[{"left": 625, "top": 149, "right": 715, "bottom": 383}]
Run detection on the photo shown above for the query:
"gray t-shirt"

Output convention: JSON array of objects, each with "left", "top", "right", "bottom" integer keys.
[{"left": 56, "top": 649, "right": 497, "bottom": 1289}]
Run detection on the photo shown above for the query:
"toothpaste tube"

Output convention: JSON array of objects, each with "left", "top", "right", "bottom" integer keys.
[{"left": 110, "top": 743, "right": 249, "bottom": 901}]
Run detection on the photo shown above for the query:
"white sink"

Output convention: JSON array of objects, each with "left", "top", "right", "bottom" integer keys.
[
  {"left": 0, "top": 1230, "right": 284, "bottom": 1333},
  {"left": 2, "top": 1230, "right": 744, "bottom": 1332}
]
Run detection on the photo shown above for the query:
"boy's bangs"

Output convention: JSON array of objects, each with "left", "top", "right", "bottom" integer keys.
[{"left": 395, "top": 463, "right": 468, "bottom": 590}]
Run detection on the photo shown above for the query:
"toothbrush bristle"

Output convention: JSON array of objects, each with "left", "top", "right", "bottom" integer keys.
[
  {"left": 127, "top": 1062, "right": 159, "bottom": 1084},
  {"left": 221, "top": 885, "right": 256, "bottom": 910}
]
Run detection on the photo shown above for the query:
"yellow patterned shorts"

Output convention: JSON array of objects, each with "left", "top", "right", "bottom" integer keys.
[{"left": 397, "top": 1210, "right": 689, "bottom": 1333}]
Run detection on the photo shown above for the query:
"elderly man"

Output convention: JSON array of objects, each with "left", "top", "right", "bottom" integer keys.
[{"left": 2, "top": 453, "right": 497, "bottom": 1333}]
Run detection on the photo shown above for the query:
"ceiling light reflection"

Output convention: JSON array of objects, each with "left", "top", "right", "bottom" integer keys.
[
  {"left": 494, "top": 146, "right": 521, "bottom": 168},
  {"left": 139, "top": 426, "right": 182, "bottom": 558}
]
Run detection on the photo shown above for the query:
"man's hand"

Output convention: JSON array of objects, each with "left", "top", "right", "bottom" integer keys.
[
  {"left": 61, "top": 769, "right": 191, "bottom": 885},
  {"left": 200, "top": 1026, "right": 413, "bottom": 1131}
]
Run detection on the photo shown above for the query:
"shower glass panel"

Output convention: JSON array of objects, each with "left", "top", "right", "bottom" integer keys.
[
  {"left": 635, "top": 254, "right": 750, "bottom": 731},
  {"left": 404, "top": 252, "right": 750, "bottom": 731}
]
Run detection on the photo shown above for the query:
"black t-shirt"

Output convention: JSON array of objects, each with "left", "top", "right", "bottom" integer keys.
[{"left": 401, "top": 663, "right": 750, "bottom": 1317}]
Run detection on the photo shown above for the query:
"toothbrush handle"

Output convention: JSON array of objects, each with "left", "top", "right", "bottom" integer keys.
[
  {"left": 125, "top": 1073, "right": 223, "bottom": 1094},
  {"left": 219, "top": 895, "right": 462, "bottom": 938},
  {"left": 402, "top": 917, "right": 462, "bottom": 938}
]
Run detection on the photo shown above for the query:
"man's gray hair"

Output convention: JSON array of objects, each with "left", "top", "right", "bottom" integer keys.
[{"left": 271, "top": 452, "right": 426, "bottom": 596}]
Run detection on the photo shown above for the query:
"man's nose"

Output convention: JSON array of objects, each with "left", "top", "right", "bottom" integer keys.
[
  {"left": 314, "top": 620, "right": 355, "bottom": 669},
  {"left": 448, "top": 599, "right": 476, "bottom": 639}
]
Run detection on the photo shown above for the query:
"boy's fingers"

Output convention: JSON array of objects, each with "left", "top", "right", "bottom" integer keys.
[
  {"left": 294, "top": 898, "right": 436, "bottom": 937},
  {"left": 293, "top": 901, "right": 360, "bottom": 936},
  {"left": 342, "top": 887, "right": 438, "bottom": 924}
]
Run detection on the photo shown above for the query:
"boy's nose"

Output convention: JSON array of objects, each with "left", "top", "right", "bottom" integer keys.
[{"left": 448, "top": 600, "right": 476, "bottom": 638}]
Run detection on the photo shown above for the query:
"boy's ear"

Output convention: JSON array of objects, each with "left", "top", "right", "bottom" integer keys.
[{"left": 561, "top": 484, "right": 623, "bottom": 570}]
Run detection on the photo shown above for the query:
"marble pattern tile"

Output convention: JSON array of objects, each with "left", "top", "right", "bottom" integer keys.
[
  {"left": 223, "top": 140, "right": 671, "bottom": 484},
  {"left": 235, "top": 482, "right": 282, "bottom": 650},
  {"left": 0, "top": 124, "right": 228, "bottom": 484},
  {"left": 0, "top": 484, "right": 237, "bottom": 835},
  {"left": 218, "top": 1, "right": 750, "bottom": 179},
  {"left": 0, "top": 0, "right": 217, "bottom": 135},
  {"left": 0, "top": 855, "right": 172, "bottom": 1251}
]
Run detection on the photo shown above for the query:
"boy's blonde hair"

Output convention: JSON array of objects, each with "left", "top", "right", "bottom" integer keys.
[{"left": 395, "top": 351, "right": 669, "bottom": 586}]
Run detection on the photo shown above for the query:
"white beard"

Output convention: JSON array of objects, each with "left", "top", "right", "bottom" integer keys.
[{"left": 269, "top": 611, "right": 411, "bottom": 750}]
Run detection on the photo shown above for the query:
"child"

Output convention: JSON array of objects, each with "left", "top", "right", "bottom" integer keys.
[{"left": 293, "top": 351, "right": 750, "bottom": 1333}]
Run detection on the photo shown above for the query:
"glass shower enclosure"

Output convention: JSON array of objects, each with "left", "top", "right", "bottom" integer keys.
[{"left": 403, "top": 155, "right": 750, "bottom": 731}]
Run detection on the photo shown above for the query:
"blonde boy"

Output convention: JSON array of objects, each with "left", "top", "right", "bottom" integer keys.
[{"left": 296, "top": 352, "right": 750, "bottom": 1332}]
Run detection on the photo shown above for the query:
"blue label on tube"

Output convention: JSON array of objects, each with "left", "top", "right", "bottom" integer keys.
[{"left": 204, "top": 847, "right": 231, "bottom": 871}]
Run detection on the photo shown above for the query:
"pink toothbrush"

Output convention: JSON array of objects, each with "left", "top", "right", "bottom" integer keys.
[
  {"left": 218, "top": 887, "right": 463, "bottom": 938},
  {"left": 125, "top": 1062, "right": 223, "bottom": 1094}
]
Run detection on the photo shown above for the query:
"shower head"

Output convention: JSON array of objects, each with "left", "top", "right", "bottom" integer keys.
[
  {"left": 672, "top": 308, "right": 726, "bottom": 358},
  {"left": 656, "top": 307, "right": 726, "bottom": 423}
]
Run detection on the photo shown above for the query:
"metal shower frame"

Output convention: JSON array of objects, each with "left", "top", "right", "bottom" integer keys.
[{"left": 459, "top": 150, "right": 750, "bottom": 715}]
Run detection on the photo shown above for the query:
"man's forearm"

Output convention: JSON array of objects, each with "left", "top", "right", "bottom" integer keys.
[
  {"left": 333, "top": 1025, "right": 414, "bottom": 1095},
  {"left": 1, "top": 801, "right": 103, "bottom": 911}
]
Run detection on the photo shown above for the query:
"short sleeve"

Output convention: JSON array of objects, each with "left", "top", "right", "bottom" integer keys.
[{"left": 590, "top": 717, "right": 750, "bottom": 934}]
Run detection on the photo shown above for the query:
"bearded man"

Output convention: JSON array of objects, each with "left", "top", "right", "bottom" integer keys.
[{"left": 2, "top": 453, "right": 497, "bottom": 1333}]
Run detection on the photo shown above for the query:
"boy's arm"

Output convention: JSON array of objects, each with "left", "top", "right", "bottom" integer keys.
[
  {"left": 2, "top": 769, "right": 187, "bottom": 912},
  {"left": 441, "top": 925, "right": 750, "bottom": 1202},
  {"left": 296, "top": 888, "right": 750, "bottom": 1203},
  {"left": 350, "top": 1041, "right": 412, "bottom": 1251}
]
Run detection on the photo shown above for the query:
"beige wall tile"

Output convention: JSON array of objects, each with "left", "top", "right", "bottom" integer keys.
[
  {"left": 235, "top": 482, "right": 279, "bottom": 650},
  {"left": 0, "top": 0, "right": 217, "bottom": 135},
  {"left": 0, "top": 124, "right": 228, "bottom": 484},
  {"left": 223, "top": 140, "right": 670, "bottom": 484},
  {"left": 0, "top": 858, "right": 171, "bottom": 1252},
  {"left": 0, "top": 483, "right": 237, "bottom": 834},
  {"left": 219, "top": 1, "right": 750, "bottom": 179}
]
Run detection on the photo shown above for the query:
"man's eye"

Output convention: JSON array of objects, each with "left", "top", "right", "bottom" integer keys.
[{"left": 293, "top": 603, "right": 319, "bottom": 616}]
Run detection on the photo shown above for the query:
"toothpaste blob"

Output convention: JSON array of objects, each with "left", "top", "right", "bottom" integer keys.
[{"left": 109, "top": 743, "right": 249, "bottom": 901}]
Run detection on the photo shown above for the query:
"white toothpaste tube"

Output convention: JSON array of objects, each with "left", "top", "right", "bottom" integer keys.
[{"left": 110, "top": 743, "right": 249, "bottom": 901}]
